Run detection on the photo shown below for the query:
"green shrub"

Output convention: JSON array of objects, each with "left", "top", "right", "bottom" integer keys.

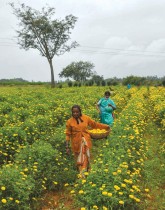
[{"left": 0, "top": 164, "right": 35, "bottom": 210}]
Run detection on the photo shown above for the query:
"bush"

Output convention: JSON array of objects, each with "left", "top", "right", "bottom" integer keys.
[
  {"left": 14, "top": 140, "right": 77, "bottom": 193},
  {"left": 0, "top": 165, "right": 35, "bottom": 210},
  {"left": 68, "top": 81, "right": 73, "bottom": 87}
]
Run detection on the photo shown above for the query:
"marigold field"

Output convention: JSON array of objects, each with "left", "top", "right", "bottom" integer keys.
[{"left": 0, "top": 85, "right": 164, "bottom": 210}]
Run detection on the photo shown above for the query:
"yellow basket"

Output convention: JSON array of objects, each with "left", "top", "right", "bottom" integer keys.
[{"left": 88, "top": 128, "right": 110, "bottom": 139}]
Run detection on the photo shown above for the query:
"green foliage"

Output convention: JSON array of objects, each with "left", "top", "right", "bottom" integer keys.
[
  {"left": 68, "top": 81, "right": 73, "bottom": 87},
  {"left": 0, "top": 165, "right": 35, "bottom": 210},
  {"left": 101, "top": 80, "right": 106, "bottom": 86},
  {"left": 59, "top": 61, "right": 95, "bottom": 82},
  {"left": 10, "top": 3, "right": 78, "bottom": 87},
  {"left": 0, "top": 85, "right": 164, "bottom": 209}
]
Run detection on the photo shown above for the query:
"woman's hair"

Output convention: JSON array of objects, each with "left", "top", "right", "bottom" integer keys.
[
  {"left": 71, "top": 105, "right": 82, "bottom": 116},
  {"left": 104, "top": 91, "right": 111, "bottom": 96}
]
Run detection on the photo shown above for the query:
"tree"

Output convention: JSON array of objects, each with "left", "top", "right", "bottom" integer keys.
[
  {"left": 59, "top": 61, "right": 95, "bottom": 82},
  {"left": 10, "top": 3, "right": 79, "bottom": 88},
  {"left": 91, "top": 74, "right": 104, "bottom": 84}
]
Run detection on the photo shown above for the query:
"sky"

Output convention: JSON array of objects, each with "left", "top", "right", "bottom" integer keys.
[{"left": 0, "top": 0, "right": 165, "bottom": 82}]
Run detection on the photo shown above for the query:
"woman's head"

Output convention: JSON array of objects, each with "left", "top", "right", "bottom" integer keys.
[
  {"left": 104, "top": 91, "right": 111, "bottom": 98},
  {"left": 71, "top": 105, "right": 82, "bottom": 118}
]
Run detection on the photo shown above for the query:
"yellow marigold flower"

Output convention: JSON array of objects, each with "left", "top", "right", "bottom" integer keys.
[
  {"left": 108, "top": 192, "right": 112, "bottom": 197},
  {"left": 117, "top": 169, "right": 121, "bottom": 173},
  {"left": 119, "top": 200, "right": 124, "bottom": 205},
  {"left": 93, "top": 205, "right": 98, "bottom": 209},
  {"left": 81, "top": 207, "right": 86, "bottom": 210},
  {"left": 79, "top": 190, "right": 84, "bottom": 194},
  {"left": 121, "top": 183, "right": 126, "bottom": 188},
  {"left": 114, "top": 185, "right": 120, "bottom": 191},
  {"left": 112, "top": 172, "right": 117, "bottom": 175},
  {"left": 70, "top": 190, "right": 75, "bottom": 194},
  {"left": 53, "top": 181, "right": 58, "bottom": 185},
  {"left": 119, "top": 192, "right": 123, "bottom": 195},
  {"left": 129, "top": 194, "right": 134, "bottom": 199},
  {"left": 135, "top": 198, "right": 140, "bottom": 202},
  {"left": 64, "top": 183, "right": 69, "bottom": 187},
  {"left": 102, "top": 191, "right": 108, "bottom": 195},
  {"left": 103, "top": 206, "right": 108, "bottom": 210},
  {"left": 82, "top": 179, "right": 86, "bottom": 184},
  {"left": 15, "top": 200, "right": 20, "bottom": 204},
  {"left": 9, "top": 197, "right": 13, "bottom": 200},
  {"left": 145, "top": 188, "right": 150, "bottom": 192},
  {"left": 1, "top": 199, "right": 7, "bottom": 204},
  {"left": 1, "top": 186, "right": 6, "bottom": 191},
  {"left": 92, "top": 184, "right": 96, "bottom": 187}
]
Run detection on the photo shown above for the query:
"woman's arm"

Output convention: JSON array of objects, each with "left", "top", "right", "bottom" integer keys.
[
  {"left": 65, "top": 120, "right": 71, "bottom": 154},
  {"left": 108, "top": 100, "right": 116, "bottom": 110},
  {"left": 87, "top": 115, "right": 110, "bottom": 130}
]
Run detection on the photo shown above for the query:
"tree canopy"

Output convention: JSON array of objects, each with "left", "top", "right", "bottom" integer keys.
[
  {"left": 59, "top": 61, "right": 95, "bottom": 82},
  {"left": 10, "top": 3, "right": 79, "bottom": 87}
]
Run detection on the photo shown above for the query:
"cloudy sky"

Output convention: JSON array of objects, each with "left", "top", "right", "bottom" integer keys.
[{"left": 0, "top": 0, "right": 165, "bottom": 82}]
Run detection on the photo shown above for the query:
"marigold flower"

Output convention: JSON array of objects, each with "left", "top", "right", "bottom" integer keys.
[
  {"left": 112, "top": 172, "right": 117, "bottom": 175},
  {"left": 129, "top": 194, "right": 134, "bottom": 199},
  {"left": 1, "top": 186, "right": 6, "bottom": 191},
  {"left": 53, "top": 181, "right": 58, "bottom": 185},
  {"left": 70, "top": 190, "right": 75, "bottom": 194},
  {"left": 79, "top": 190, "right": 84, "bottom": 194},
  {"left": 82, "top": 179, "right": 86, "bottom": 184},
  {"left": 119, "top": 200, "right": 124, "bottom": 205},
  {"left": 135, "top": 198, "right": 140, "bottom": 202},
  {"left": 1, "top": 199, "right": 7, "bottom": 204},
  {"left": 114, "top": 185, "right": 120, "bottom": 190},
  {"left": 121, "top": 183, "right": 126, "bottom": 188},
  {"left": 145, "top": 188, "right": 150, "bottom": 192},
  {"left": 102, "top": 191, "right": 108, "bottom": 195}
]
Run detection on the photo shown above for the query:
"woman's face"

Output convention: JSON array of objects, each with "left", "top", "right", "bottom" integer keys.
[
  {"left": 72, "top": 108, "right": 80, "bottom": 118},
  {"left": 105, "top": 94, "right": 110, "bottom": 99}
]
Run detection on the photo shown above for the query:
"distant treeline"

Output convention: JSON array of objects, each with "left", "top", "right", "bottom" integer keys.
[
  {"left": 0, "top": 78, "right": 49, "bottom": 86},
  {"left": 0, "top": 76, "right": 165, "bottom": 87}
]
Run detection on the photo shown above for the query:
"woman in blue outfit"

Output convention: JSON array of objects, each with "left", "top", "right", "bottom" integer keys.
[{"left": 96, "top": 91, "right": 116, "bottom": 126}]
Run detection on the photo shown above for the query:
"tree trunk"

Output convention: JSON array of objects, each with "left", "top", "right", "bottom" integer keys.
[{"left": 48, "top": 59, "right": 55, "bottom": 88}]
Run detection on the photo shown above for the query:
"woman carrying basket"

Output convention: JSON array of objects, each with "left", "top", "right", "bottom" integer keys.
[
  {"left": 65, "top": 105, "right": 109, "bottom": 177},
  {"left": 96, "top": 91, "right": 116, "bottom": 126}
]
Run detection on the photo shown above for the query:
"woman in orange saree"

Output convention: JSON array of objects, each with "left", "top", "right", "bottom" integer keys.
[{"left": 65, "top": 105, "right": 110, "bottom": 177}]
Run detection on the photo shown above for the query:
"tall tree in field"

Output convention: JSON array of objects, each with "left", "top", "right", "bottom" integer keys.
[
  {"left": 10, "top": 3, "right": 79, "bottom": 87},
  {"left": 59, "top": 61, "right": 95, "bottom": 82}
]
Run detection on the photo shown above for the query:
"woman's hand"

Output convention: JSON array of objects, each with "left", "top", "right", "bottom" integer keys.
[
  {"left": 66, "top": 147, "right": 70, "bottom": 155},
  {"left": 65, "top": 141, "right": 70, "bottom": 155}
]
